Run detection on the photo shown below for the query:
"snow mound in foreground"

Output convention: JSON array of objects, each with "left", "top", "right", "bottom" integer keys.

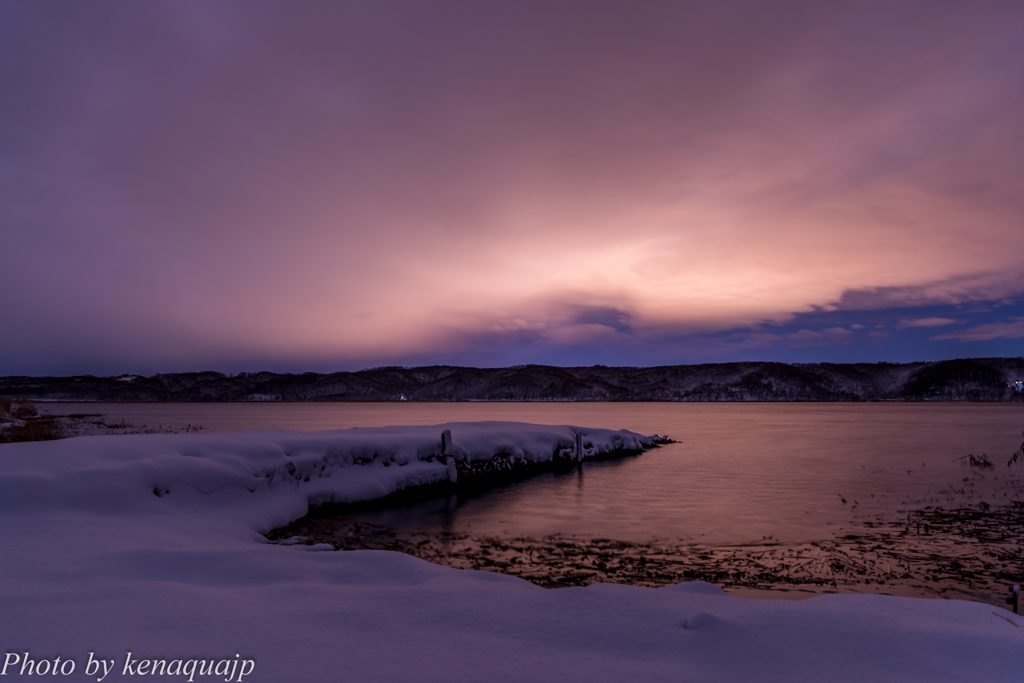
[{"left": 0, "top": 423, "right": 1020, "bottom": 682}]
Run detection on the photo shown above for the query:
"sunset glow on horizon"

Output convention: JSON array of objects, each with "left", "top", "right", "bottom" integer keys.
[{"left": 2, "top": 1, "right": 1024, "bottom": 375}]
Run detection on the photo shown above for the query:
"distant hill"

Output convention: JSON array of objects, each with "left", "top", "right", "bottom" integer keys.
[{"left": 3, "top": 358, "right": 1024, "bottom": 402}]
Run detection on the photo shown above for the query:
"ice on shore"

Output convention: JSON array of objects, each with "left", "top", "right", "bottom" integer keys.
[{"left": 0, "top": 423, "right": 1020, "bottom": 682}]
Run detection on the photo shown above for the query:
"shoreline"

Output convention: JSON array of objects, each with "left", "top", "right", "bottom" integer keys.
[
  {"left": 270, "top": 501, "right": 1024, "bottom": 608},
  {"left": 2, "top": 421, "right": 1021, "bottom": 681},
  {"left": 9, "top": 408, "right": 1023, "bottom": 609}
]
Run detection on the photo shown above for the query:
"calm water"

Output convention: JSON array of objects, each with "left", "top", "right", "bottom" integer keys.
[{"left": 44, "top": 402, "right": 1024, "bottom": 544}]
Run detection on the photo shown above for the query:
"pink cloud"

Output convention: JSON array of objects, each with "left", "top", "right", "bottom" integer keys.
[
  {"left": 897, "top": 317, "right": 958, "bottom": 328},
  {"left": 931, "top": 318, "right": 1024, "bottom": 342},
  {"left": 783, "top": 328, "right": 854, "bottom": 347}
]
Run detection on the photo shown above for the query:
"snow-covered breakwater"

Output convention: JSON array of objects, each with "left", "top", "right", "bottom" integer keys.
[
  {"left": 0, "top": 422, "right": 662, "bottom": 523},
  {"left": 0, "top": 422, "right": 1021, "bottom": 682}
]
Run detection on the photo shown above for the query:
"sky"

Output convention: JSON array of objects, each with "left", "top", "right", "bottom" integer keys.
[{"left": 2, "top": 1, "right": 1024, "bottom": 376}]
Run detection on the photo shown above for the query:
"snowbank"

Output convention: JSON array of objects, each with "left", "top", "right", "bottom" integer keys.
[{"left": 0, "top": 423, "right": 1020, "bottom": 682}]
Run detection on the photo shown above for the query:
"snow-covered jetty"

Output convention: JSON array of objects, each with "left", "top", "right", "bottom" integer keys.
[
  {"left": 0, "top": 422, "right": 1020, "bottom": 682},
  {"left": 0, "top": 422, "right": 662, "bottom": 517}
]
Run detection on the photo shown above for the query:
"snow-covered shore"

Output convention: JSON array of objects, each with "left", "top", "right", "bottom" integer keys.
[{"left": 0, "top": 423, "right": 1020, "bottom": 682}]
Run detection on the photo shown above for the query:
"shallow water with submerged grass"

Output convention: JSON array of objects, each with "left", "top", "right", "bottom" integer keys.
[
  {"left": 43, "top": 401, "right": 1024, "bottom": 604},
  {"left": 273, "top": 494, "right": 1024, "bottom": 606}
]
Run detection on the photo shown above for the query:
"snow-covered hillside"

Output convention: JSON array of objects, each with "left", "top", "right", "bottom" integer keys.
[{"left": 5, "top": 357, "right": 1024, "bottom": 402}]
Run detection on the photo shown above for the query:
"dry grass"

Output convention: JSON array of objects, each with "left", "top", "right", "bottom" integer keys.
[
  {"left": 0, "top": 416, "right": 64, "bottom": 444},
  {"left": 0, "top": 399, "right": 63, "bottom": 444},
  {"left": 11, "top": 400, "right": 38, "bottom": 418}
]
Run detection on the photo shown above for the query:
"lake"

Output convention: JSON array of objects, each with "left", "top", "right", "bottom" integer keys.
[{"left": 42, "top": 402, "right": 1024, "bottom": 545}]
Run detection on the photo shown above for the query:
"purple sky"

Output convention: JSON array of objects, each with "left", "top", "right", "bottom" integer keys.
[{"left": 2, "top": 1, "right": 1024, "bottom": 375}]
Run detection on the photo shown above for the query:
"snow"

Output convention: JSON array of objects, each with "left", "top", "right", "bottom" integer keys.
[{"left": 0, "top": 422, "right": 1020, "bottom": 682}]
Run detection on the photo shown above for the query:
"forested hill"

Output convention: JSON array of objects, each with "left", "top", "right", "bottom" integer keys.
[{"left": 3, "top": 358, "right": 1024, "bottom": 402}]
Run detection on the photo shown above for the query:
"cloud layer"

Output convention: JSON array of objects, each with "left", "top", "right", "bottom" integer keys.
[{"left": 2, "top": 1, "right": 1023, "bottom": 373}]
